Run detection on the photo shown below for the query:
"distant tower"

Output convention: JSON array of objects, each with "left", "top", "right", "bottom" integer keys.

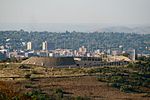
[
  {"left": 27, "top": 42, "right": 32, "bottom": 50},
  {"left": 128, "top": 49, "right": 136, "bottom": 61},
  {"left": 131, "top": 49, "right": 136, "bottom": 61},
  {"left": 42, "top": 41, "right": 48, "bottom": 51}
]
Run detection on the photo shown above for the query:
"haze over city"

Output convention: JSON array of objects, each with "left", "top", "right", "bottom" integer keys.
[{"left": 0, "top": 0, "right": 150, "bottom": 32}]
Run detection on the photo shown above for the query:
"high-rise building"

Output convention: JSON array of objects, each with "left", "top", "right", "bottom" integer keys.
[
  {"left": 27, "top": 42, "right": 32, "bottom": 50},
  {"left": 42, "top": 41, "right": 48, "bottom": 51},
  {"left": 131, "top": 49, "right": 136, "bottom": 61},
  {"left": 127, "top": 49, "right": 136, "bottom": 61}
]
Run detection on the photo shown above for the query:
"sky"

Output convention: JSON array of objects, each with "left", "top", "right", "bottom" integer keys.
[{"left": 0, "top": 0, "right": 150, "bottom": 25}]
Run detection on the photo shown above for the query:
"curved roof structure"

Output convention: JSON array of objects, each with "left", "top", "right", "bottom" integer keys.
[{"left": 21, "top": 57, "right": 76, "bottom": 67}]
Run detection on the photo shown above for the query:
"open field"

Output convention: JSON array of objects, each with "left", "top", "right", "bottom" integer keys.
[{"left": 0, "top": 63, "right": 150, "bottom": 100}]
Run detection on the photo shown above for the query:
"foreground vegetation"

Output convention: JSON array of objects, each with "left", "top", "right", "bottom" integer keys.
[
  {"left": 0, "top": 56, "right": 150, "bottom": 99},
  {"left": 0, "top": 80, "right": 90, "bottom": 100},
  {"left": 88, "top": 56, "right": 150, "bottom": 95}
]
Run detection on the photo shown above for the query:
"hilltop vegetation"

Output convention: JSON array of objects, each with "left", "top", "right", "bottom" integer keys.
[{"left": 0, "top": 30, "right": 150, "bottom": 53}]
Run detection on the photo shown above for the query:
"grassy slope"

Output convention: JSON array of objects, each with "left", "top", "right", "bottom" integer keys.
[{"left": 0, "top": 63, "right": 150, "bottom": 100}]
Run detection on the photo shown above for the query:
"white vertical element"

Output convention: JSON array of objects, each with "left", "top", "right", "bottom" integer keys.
[
  {"left": 42, "top": 41, "right": 48, "bottom": 51},
  {"left": 27, "top": 42, "right": 32, "bottom": 50},
  {"left": 132, "top": 49, "right": 136, "bottom": 61}
]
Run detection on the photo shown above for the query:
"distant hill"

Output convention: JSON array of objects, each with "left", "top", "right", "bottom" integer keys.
[
  {"left": 97, "top": 26, "right": 150, "bottom": 34},
  {"left": 0, "top": 23, "right": 150, "bottom": 34}
]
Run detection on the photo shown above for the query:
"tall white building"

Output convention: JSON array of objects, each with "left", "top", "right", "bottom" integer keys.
[
  {"left": 42, "top": 41, "right": 48, "bottom": 51},
  {"left": 27, "top": 42, "right": 32, "bottom": 50},
  {"left": 131, "top": 49, "right": 136, "bottom": 61}
]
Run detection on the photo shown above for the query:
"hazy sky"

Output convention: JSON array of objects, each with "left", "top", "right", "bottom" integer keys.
[{"left": 0, "top": 0, "right": 150, "bottom": 25}]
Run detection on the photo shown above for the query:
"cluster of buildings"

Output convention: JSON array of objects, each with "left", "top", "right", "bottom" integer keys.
[
  {"left": 27, "top": 41, "right": 49, "bottom": 51},
  {"left": 23, "top": 42, "right": 89, "bottom": 57},
  {"left": 0, "top": 41, "right": 137, "bottom": 63},
  {"left": 0, "top": 41, "right": 142, "bottom": 68}
]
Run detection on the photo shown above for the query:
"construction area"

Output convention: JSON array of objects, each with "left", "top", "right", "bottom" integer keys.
[{"left": 21, "top": 56, "right": 131, "bottom": 68}]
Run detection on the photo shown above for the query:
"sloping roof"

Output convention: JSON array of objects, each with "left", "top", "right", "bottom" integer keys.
[
  {"left": 107, "top": 55, "right": 131, "bottom": 62},
  {"left": 21, "top": 57, "right": 76, "bottom": 67}
]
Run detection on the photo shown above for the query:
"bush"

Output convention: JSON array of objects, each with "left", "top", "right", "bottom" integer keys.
[
  {"left": 127, "top": 63, "right": 135, "bottom": 68},
  {"left": 142, "top": 79, "right": 150, "bottom": 87},
  {"left": 111, "top": 76, "right": 125, "bottom": 83},
  {"left": 109, "top": 83, "right": 121, "bottom": 88},
  {"left": 0, "top": 92, "right": 7, "bottom": 100},
  {"left": 120, "top": 85, "right": 133, "bottom": 93},
  {"left": 24, "top": 90, "right": 49, "bottom": 100},
  {"left": 32, "top": 70, "right": 40, "bottom": 74},
  {"left": 19, "top": 65, "right": 30, "bottom": 69},
  {"left": 142, "top": 93, "right": 150, "bottom": 97},
  {"left": 24, "top": 74, "right": 31, "bottom": 79},
  {"left": 53, "top": 88, "right": 64, "bottom": 99},
  {"left": 75, "top": 96, "right": 90, "bottom": 100}
]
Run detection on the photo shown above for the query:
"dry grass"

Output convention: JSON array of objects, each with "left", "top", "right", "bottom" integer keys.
[
  {"left": 0, "top": 63, "right": 149, "bottom": 100},
  {"left": 0, "top": 76, "right": 149, "bottom": 100}
]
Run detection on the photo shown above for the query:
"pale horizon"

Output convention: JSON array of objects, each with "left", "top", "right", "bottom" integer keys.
[
  {"left": 0, "top": 0, "right": 150, "bottom": 25},
  {"left": 0, "top": 0, "right": 150, "bottom": 33}
]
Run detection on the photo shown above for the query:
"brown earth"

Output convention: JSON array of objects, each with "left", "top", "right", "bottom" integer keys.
[
  {"left": 0, "top": 63, "right": 149, "bottom": 100},
  {"left": 0, "top": 76, "right": 149, "bottom": 100}
]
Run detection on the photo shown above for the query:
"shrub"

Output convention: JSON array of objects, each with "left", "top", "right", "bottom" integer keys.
[
  {"left": 142, "top": 93, "right": 150, "bottom": 97},
  {"left": 24, "top": 90, "right": 49, "bottom": 100},
  {"left": 111, "top": 76, "right": 125, "bottom": 83},
  {"left": 24, "top": 74, "right": 31, "bottom": 79},
  {"left": 120, "top": 85, "right": 133, "bottom": 93},
  {"left": 19, "top": 65, "right": 30, "bottom": 69},
  {"left": 127, "top": 63, "right": 135, "bottom": 68},
  {"left": 109, "top": 83, "right": 121, "bottom": 88},
  {"left": 0, "top": 92, "right": 7, "bottom": 100},
  {"left": 53, "top": 88, "right": 64, "bottom": 99},
  {"left": 75, "top": 96, "right": 90, "bottom": 100}
]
